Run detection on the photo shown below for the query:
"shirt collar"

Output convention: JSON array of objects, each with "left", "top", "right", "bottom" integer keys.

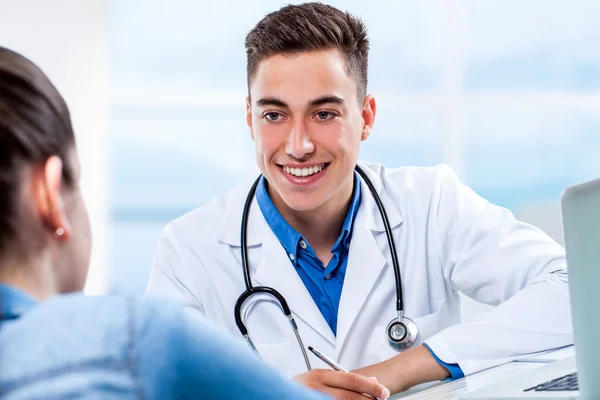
[
  {"left": 256, "top": 171, "right": 362, "bottom": 259},
  {"left": 256, "top": 176, "right": 302, "bottom": 259},
  {"left": 0, "top": 283, "right": 38, "bottom": 321}
]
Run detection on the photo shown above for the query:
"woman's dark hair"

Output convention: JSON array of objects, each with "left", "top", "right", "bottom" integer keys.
[{"left": 0, "top": 46, "right": 76, "bottom": 260}]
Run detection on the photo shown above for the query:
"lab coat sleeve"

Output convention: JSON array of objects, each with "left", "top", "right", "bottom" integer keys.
[
  {"left": 423, "top": 165, "right": 573, "bottom": 376},
  {"left": 146, "top": 223, "right": 205, "bottom": 316}
]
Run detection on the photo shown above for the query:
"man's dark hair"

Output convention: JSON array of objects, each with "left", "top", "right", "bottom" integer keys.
[{"left": 245, "top": 2, "right": 370, "bottom": 101}]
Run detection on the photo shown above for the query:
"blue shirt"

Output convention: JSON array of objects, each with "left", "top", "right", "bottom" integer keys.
[
  {"left": 0, "top": 283, "right": 329, "bottom": 400},
  {"left": 257, "top": 172, "right": 361, "bottom": 336},
  {"left": 256, "top": 173, "right": 464, "bottom": 381}
]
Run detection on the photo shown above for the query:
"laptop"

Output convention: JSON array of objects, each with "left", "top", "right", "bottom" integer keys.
[{"left": 460, "top": 177, "right": 600, "bottom": 399}]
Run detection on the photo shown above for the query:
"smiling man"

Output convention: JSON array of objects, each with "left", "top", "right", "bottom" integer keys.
[{"left": 146, "top": 3, "right": 573, "bottom": 399}]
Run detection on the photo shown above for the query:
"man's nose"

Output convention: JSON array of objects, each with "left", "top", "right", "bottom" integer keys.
[{"left": 285, "top": 121, "right": 315, "bottom": 159}]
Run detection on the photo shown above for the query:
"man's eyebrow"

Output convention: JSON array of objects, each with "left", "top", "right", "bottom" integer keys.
[
  {"left": 256, "top": 97, "right": 289, "bottom": 108},
  {"left": 255, "top": 96, "right": 345, "bottom": 108},
  {"left": 309, "top": 96, "right": 344, "bottom": 107}
]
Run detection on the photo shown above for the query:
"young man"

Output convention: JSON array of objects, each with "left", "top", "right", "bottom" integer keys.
[{"left": 147, "top": 3, "right": 573, "bottom": 399}]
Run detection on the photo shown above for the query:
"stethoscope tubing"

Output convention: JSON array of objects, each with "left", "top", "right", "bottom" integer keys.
[{"left": 234, "top": 164, "right": 414, "bottom": 367}]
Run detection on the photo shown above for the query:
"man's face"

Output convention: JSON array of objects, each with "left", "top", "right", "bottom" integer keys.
[{"left": 246, "top": 49, "right": 375, "bottom": 214}]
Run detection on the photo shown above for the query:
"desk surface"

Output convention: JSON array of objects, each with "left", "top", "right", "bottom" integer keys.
[
  {"left": 390, "top": 346, "right": 575, "bottom": 399},
  {"left": 391, "top": 362, "right": 546, "bottom": 399}
]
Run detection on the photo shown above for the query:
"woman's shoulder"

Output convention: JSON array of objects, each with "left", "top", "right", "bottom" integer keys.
[
  {"left": 0, "top": 293, "right": 188, "bottom": 398},
  {"left": 37, "top": 292, "right": 185, "bottom": 338},
  {"left": 4, "top": 293, "right": 181, "bottom": 355}
]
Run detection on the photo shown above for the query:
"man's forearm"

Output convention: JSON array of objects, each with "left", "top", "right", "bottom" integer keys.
[{"left": 353, "top": 345, "right": 450, "bottom": 394}]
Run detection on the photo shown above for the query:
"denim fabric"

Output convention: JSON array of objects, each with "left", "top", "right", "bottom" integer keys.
[{"left": 0, "top": 283, "right": 329, "bottom": 400}]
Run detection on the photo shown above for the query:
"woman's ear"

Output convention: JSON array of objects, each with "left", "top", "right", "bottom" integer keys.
[{"left": 34, "top": 156, "right": 71, "bottom": 241}]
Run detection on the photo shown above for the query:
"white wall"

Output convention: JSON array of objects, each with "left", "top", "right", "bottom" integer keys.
[{"left": 0, "top": 0, "right": 109, "bottom": 294}]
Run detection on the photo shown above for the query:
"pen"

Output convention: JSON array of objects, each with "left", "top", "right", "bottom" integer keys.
[
  {"left": 308, "top": 346, "right": 382, "bottom": 400},
  {"left": 308, "top": 346, "right": 349, "bottom": 372}
]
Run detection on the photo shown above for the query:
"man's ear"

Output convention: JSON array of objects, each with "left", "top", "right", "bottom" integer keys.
[
  {"left": 34, "top": 156, "right": 71, "bottom": 241},
  {"left": 246, "top": 96, "right": 255, "bottom": 140},
  {"left": 361, "top": 95, "right": 377, "bottom": 141}
]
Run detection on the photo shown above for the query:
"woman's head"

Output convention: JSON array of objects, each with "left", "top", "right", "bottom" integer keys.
[{"left": 0, "top": 46, "right": 91, "bottom": 295}]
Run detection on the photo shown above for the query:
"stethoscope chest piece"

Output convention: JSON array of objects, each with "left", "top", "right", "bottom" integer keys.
[{"left": 386, "top": 315, "right": 419, "bottom": 351}]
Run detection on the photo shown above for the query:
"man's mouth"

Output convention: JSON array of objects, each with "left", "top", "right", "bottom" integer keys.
[{"left": 281, "top": 163, "right": 328, "bottom": 177}]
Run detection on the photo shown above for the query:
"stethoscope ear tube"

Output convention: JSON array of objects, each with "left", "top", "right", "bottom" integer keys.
[
  {"left": 233, "top": 286, "right": 312, "bottom": 370},
  {"left": 354, "top": 165, "right": 404, "bottom": 314},
  {"left": 240, "top": 175, "right": 263, "bottom": 292},
  {"left": 234, "top": 174, "right": 313, "bottom": 370},
  {"left": 234, "top": 286, "right": 292, "bottom": 335}
]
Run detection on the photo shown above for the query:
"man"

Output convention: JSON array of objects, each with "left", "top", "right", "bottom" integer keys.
[{"left": 147, "top": 3, "right": 573, "bottom": 399}]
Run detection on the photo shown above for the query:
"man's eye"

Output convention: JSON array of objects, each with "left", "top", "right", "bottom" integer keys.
[
  {"left": 265, "top": 112, "right": 282, "bottom": 121},
  {"left": 316, "top": 111, "right": 334, "bottom": 121}
]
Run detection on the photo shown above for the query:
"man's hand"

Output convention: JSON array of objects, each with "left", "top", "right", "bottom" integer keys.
[{"left": 294, "top": 369, "right": 391, "bottom": 399}]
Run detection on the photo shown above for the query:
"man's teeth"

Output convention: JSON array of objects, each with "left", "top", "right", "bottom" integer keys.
[{"left": 283, "top": 164, "right": 325, "bottom": 177}]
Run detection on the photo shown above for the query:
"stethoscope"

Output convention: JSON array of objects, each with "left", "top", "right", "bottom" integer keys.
[{"left": 234, "top": 165, "right": 419, "bottom": 371}]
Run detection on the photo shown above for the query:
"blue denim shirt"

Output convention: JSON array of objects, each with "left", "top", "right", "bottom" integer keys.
[{"left": 0, "top": 283, "right": 330, "bottom": 399}]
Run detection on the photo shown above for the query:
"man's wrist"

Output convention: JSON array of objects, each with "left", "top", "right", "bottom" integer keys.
[
  {"left": 389, "top": 344, "right": 451, "bottom": 392},
  {"left": 352, "top": 344, "right": 451, "bottom": 394}
]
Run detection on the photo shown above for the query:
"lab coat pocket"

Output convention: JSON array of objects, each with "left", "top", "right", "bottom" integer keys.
[
  {"left": 410, "top": 299, "right": 451, "bottom": 343},
  {"left": 363, "top": 299, "right": 451, "bottom": 366},
  {"left": 254, "top": 342, "right": 294, "bottom": 379}
]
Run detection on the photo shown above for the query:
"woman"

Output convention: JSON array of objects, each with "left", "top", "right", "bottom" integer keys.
[{"left": 0, "top": 46, "right": 356, "bottom": 399}]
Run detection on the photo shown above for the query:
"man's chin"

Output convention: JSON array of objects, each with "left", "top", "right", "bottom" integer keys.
[{"left": 281, "top": 194, "right": 327, "bottom": 214}]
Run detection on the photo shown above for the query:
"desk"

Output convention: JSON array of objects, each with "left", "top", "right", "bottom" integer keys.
[
  {"left": 392, "top": 346, "right": 575, "bottom": 399},
  {"left": 391, "top": 362, "right": 547, "bottom": 399}
]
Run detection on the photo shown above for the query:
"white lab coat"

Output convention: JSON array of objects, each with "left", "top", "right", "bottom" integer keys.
[{"left": 146, "top": 161, "right": 573, "bottom": 378}]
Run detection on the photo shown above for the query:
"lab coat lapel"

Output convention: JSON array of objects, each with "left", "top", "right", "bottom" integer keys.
[
  {"left": 217, "top": 174, "right": 265, "bottom": 247},
  {"left": 253, "top": 226, "right": 336, "bottom": 346},
  {"left": 335, "top": 212, "right": 388, "bottom": 357},
  {"left": 217, "top": 175, "right": 335, "bottom": 345},
  {"left": 335, "top": 165, "right": 404, "bottom": 358}
]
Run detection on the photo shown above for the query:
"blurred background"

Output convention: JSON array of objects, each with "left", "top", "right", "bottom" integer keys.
[{"left": 2, "top": 0, "right": 599, "bottom": 317}]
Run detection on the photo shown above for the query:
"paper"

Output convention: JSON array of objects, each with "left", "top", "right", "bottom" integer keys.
[{"left": 513, "top": 345, "right": 575, "bottom": 363}]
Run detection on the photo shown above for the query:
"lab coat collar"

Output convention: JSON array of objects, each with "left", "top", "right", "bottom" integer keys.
[
  {"left": 354, "top": 161, "right": 404, "bottom": 232},
  {"left": 331, "top": 162, "right": 405, "bottom": 355},
  {"left": 217, "top": 174, "right": 267, "bottom": 247},
  {"left": 217, "top": 161, "right": 404, "bottom": 247}
]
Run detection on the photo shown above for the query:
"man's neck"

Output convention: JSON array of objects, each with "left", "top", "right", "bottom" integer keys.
[{"left": 269, "top": 178, "right": 355, "bottom": 254}]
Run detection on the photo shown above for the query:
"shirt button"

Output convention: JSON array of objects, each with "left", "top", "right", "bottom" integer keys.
[
  {"left": 289, "top": 253, "right": 295, "bottom": 261},
  {"left": 299, "top": 240, "right": 307, "bottom": 249},
  {"left": 325, "top": 273, "right": 332, "bottom": 280},
  {"left": 346, "top": 242, "right": 350, "bottom": 249}
]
